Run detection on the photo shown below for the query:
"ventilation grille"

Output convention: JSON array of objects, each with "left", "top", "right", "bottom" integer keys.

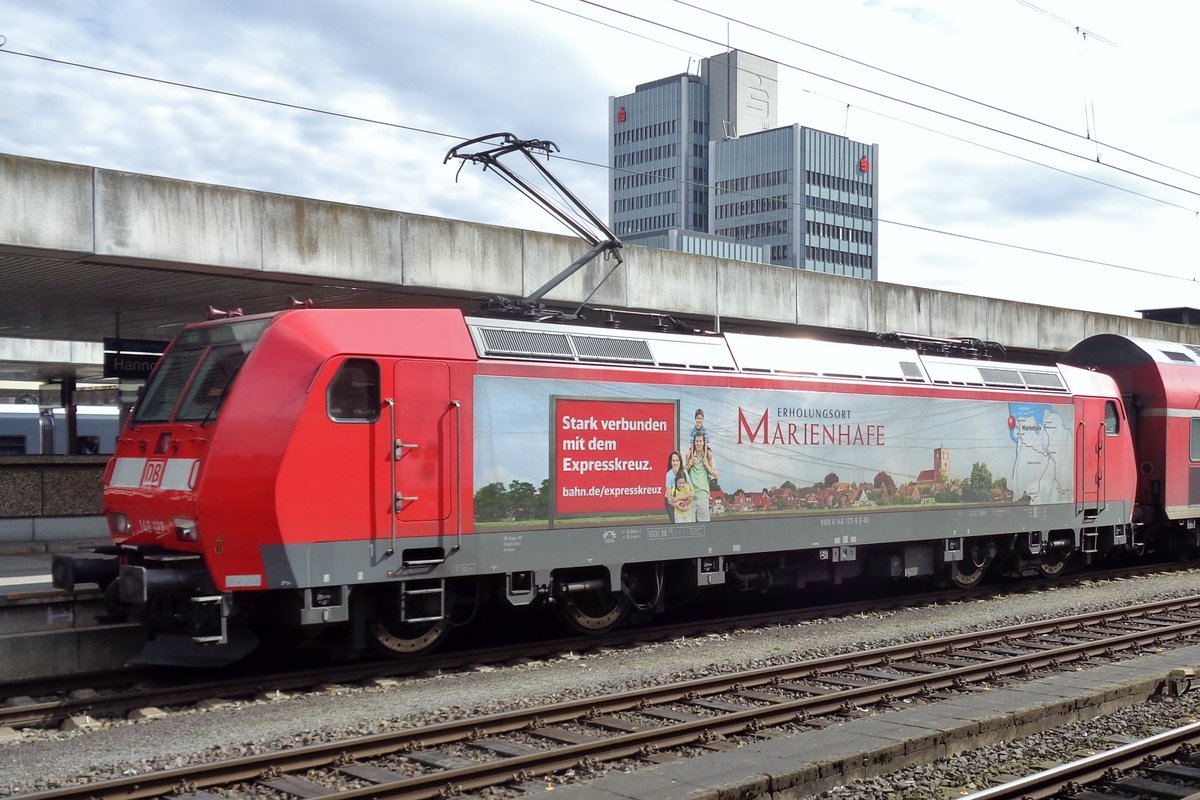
[
  {"left": 1020, "top": 371, "right": 1065, "bottom": 390},
  {"left": 927, "top": 362, "right": 1067, "bottom": 392},
  {"left": 978, "top": 367, "right": 1024, "bottom": 387},
  {"left": 471, "top": 323, "right": 731, "bottom": 369},
  {"left": 1166, "top": 347, "right": 1195, "bottom": 364},
  {"left": 1163, "top": 350, "right": 1195, "bottom": 363},
  {"left": 479, "top": 327, "right": 573, "bottom": 359},
  {"left": 571, "top": 335, "right": 654, "bottom": 363},
  {"left": 470, "top": 321, "right": 1066, "bottom": 391}
]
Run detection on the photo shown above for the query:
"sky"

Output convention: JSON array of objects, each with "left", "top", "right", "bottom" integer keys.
[{"left": 3, "top": 0, "right": 1200, "bottom": 321}]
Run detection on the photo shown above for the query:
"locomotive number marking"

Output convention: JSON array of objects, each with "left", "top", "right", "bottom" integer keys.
[
  {"left": 819, "top": 516, "right": 870, "bottom": 527},
  {"left": 140, "top": 458, "right": 167, "bottom": 489},
  {"left": 646, "top": 525, "right": 705, "bottom": 540},
  {"left": 135, "top": 519, "right": 168, "bottom": 537}
]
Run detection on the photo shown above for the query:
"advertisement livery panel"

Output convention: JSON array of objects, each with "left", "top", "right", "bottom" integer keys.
[
  {"left": 552, "top": 397, "right": 678, "bottom": 517},
  {"left": 473, "top": 376, "right": 1074, "bottom": 527}
]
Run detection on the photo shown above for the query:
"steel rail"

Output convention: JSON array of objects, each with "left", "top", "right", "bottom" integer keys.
[
  {"left": 11, "top": 596, "right": 1200, "bottom": 800},
  {"left": 3, "top": 582, "right": 1196, "bottom": 731},
  {"left": 957, "top": 720, "right": 1200, "bottom": 799}
]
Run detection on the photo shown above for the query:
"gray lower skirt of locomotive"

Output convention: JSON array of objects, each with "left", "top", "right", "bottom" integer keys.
[{"left": 260, "top": 500, "right": 1132, "bottom": 627}]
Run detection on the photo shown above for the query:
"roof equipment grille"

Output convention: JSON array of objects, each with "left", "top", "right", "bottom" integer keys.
[
  {"left": 1162, "top": 350, "right": 1195, "bottom": 363},
  {"left": 978, "top": 367, "right": 1025, "bottom": 388},
  {"left": 925, "top": 361, "right": 1067, "bottom": 392},
  {"left": 570, "top": 335, "right": 654, "bottom": 363},
  {"left": 1020, "top": 371, "right": 1065, "bottom": 390},
  {"left": 478, "top": 327, "right": 574, "bottom": 359},
  {"left": 470, "top": 320, "right": 1062, "bottom": 390}
]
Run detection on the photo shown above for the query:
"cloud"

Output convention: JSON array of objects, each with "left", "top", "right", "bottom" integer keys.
[
  {"left": 898, "top": 159, "right": 1136, "bottom": 227},
  {"left": 5, "top": 0, "right": 1200, "bottom": 319}
]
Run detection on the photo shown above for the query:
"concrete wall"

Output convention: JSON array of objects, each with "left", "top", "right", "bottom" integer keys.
[
  {"left": 0, "top": 457, "right": 108, "bottom": 547},
  {"left": 3, "top": 152, "right": 1200, "bottom": 352}
]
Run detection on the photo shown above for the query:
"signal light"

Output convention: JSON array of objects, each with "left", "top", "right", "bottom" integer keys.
[
  {"left": 107, "top": 512, "right": 131, "bottom": 537},
  {"left": 174, "top": 517, "right": 198, "bottom": 542}
]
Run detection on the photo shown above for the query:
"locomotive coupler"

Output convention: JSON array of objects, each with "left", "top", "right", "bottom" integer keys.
[
  {"left": 117, "top": 559, "right": 207, "bottom": 604},
  {"left": 51, "top": 553, "right": 119, "bottom": 592}
]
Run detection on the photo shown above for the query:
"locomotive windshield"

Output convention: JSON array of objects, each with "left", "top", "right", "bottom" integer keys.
[{"left": 133, "top": 318, "right": 270, "bottom": 424}]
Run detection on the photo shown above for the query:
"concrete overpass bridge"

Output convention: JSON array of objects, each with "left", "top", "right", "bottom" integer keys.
[{"left": 5, "top": 150, "right": 1200, "bottom": 385}]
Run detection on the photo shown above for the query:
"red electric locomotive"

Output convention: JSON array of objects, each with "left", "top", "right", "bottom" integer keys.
[{"left": 54, "top": 307, "right": 1147, "bottom": 660}]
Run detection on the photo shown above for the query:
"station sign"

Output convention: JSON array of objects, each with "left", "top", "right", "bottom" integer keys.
[{"left": 103, "top": 337, "right": 169, "bottom": 380}]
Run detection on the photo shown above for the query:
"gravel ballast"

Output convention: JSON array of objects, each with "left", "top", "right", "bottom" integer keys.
[{"left": 3, "top": 569, "right": 1200, "bottom": 797}]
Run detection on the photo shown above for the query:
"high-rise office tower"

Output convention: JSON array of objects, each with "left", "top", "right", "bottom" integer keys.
[{"left": 608, "top": 51, "right": 878, "bottom": 279}]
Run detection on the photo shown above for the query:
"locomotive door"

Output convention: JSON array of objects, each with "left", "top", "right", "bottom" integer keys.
[
  {"left": 385, "top": 360, "right": 453, "bottom": 527},
  {"left": 1075, "top": 397, "right": 1108, "bottom": 517}
]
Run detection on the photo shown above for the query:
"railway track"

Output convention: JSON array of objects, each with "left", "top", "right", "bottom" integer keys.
[
  {"left": 959, "top": 720, "right": 1200, "bottom": 799},
  {"left": 12, "top": 594, "right": 1200, "bottom": 800},
  {"left": 0, "top": 562, "right": 1191, "bottom": 732},
  {"left": 0, "top": 581, "right": 979, "bottom": 730}
]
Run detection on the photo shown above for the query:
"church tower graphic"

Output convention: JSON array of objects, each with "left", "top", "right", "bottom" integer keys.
[{"left": 934, "top": 447, "right": 951, "bottom": 485}]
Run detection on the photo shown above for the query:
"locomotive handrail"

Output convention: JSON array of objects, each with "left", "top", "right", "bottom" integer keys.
[
  {"left": 384, "top": 398, "right": 397, "bottom": 557},
  {"left": 451, "top": 400, "right": 462, "bottom": 553},
  {"left": 1098, "top": 422, "right": 1107, "bottom": 516},
  {"left": 1076, "top": 419, "right": 1085, "bottom": 519}
]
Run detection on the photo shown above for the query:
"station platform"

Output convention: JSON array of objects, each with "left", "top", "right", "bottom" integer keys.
[
  {"left": 0, "top": 533, "right": 108, "bottom": 593},
  {"left": 0, "top": 552, "right": 61, "bottom": 592},
  {"left": 0, "top": 545, "right": 143, "bottom": 681}
]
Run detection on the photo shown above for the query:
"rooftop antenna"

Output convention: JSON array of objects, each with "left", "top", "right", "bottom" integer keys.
[{"left": 445, "top": 132, "right": 623, "bottom": 320}]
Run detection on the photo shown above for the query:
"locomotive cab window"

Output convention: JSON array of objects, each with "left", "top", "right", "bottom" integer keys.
[
  {"left": 1104, "top": 400, "right": 1120, "bottom": 436},
  {"left": 134, "top": 318, "right": 268, "bottom": 424},
  {"left": 328, "top": 359, "right": 380, "bottom": 422},
  {"left": 1192, "top": 418, "right": 1200, "bottom": 461},
  {"left": 176, "top": 345, "right": 252, "bottom": 423}
]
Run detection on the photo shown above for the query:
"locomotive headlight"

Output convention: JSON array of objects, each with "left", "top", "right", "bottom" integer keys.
[
  {"left": 173, "top": 518, "right": 199, "bottom": 542},
  {"left": 107, "top": 512, "right": 131, "bottom": 537}
]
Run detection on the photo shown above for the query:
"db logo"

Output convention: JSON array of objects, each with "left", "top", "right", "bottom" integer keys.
[{"left": 140, "top": 458, "right": 167, "bottom": 489}]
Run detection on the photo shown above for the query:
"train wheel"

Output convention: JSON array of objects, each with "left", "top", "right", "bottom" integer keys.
[
  {"left": 947, "top": 542, "right": 993, "bottom": 589},
  {"left": 553, "top": 590, "right": 633, "bottom": 635},
  {"left": 366, "top": 616, "right": 451, "bottom": 657},
  {"left": 1038, "top": 551, "right": 1068, "bottom": 578}
]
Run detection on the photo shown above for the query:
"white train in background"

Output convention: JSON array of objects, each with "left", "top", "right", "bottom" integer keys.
[{"left": 0, "top": 405, "right": 120, "bottom": 455}]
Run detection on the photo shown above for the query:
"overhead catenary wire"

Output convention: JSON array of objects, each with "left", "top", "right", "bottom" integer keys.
[
  {"left": 566, "top": 0, "right": 1200, "bottom": 192},
  {"left": 665, "top": 0, "right": 1190, "bottom": 182},
  {"left": 523, "top": 1, "right": 1197, "bottom": 216},
  {"left": 1012, "top": 0, "right": 1120, "bottom": 48},
  {"left": 0, "top": 33, "right": 1196, "bottom": 291}
]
